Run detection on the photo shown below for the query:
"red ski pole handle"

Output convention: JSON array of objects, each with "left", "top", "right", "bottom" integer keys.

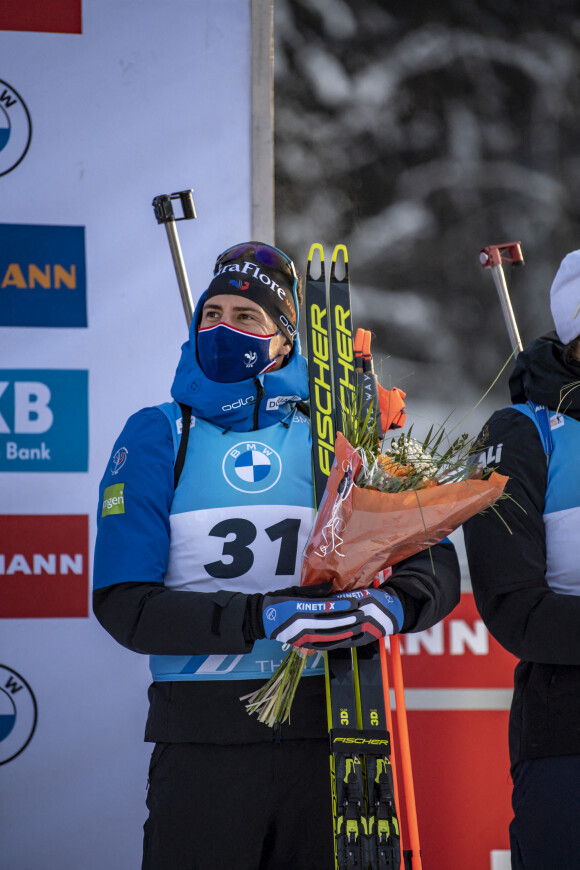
[
  {"left": 354, "top": 328, "right": 407, "bottom": 432},
  {"left": 479, "top": 242, "right": 524, "bottom": 269},
  {"left": 354, "top": 327, "right": 365, "bottom": 374}
]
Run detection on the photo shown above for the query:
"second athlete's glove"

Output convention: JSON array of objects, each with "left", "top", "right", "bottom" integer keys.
[{"left": 258, "top": 586, "right": 404, "bottom": 650}]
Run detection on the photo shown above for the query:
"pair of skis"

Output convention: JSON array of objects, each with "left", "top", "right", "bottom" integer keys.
[{"left": 304, "top": 244, "right": 416, "bottom": 870}]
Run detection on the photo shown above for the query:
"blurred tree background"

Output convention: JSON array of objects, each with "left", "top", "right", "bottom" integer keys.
[{"left": 273, "top": 0, "right": 580, "bottom": 416}]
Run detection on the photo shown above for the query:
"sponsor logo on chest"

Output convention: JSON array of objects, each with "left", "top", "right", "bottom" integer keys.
[{"left": 222, "top": 441, "right": 283, "bottom": 494}]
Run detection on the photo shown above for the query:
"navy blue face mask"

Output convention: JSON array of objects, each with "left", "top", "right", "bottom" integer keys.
[{"left": 197, "top": 322, "right": 283, "bottom": 383}]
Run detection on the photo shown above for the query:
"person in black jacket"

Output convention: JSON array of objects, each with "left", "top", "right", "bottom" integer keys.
[
  {"left": 93, "top": 240, "right": 461, "bottom": 870},
  {"left": 463, "top": 249, "right": 580, "bottom": 870}
]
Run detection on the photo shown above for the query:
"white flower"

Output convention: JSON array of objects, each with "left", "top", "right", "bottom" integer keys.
[{"left": 385, "top": 435, "right": 438, "bottom": 478}]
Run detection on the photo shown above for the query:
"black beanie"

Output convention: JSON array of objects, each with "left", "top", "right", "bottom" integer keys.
[{"left": 204, "top": 269, "right": 297, "bottom": 343}]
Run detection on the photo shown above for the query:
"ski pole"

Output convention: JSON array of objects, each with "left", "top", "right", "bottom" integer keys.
[
  {"left": 479, "top": 242, "right": 525, "bottom": 357},
  {"left": 152, "top": 189, "right": 197, "bottom": 327},
  {"left": 390, "top": 635, "right": 422, "bottom": 870},
  {"left": 377, "top": 625, "right": 405, "bottom": 868},
  {"left": 355, "top": 328, "right": 414, "bottom": 869}
]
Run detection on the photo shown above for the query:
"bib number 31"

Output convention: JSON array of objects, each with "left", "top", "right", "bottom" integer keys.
[{"left": 203, "top": 517, "right": 301, "bottom": 579}]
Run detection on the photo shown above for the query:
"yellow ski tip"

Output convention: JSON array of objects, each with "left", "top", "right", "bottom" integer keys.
[
  {"left": 308, "top": 242, "right": 325, "bottom": 263},
  {"left": 331, "top": 244, "right": 348, "bottom": 264}
]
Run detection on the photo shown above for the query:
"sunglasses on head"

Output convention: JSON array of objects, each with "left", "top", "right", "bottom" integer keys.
[{"left": 214, "top": 242, "right": 297, "bottom": 281}]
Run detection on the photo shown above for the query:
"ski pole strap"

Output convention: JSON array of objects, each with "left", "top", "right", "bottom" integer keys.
[
  {"left": 354, "top": 328, "right": 407, "bottom": 435},
  {"left": 379, "top": 385, "right": 407, "bottom": 431}
]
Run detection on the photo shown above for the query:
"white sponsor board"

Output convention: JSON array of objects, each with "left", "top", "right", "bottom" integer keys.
[{"left": 0, "top": 2, "right": 270, "bottom": 867}]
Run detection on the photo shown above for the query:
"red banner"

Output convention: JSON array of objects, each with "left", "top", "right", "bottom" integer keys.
[
  {"left": 0, "top": 515, "right": 89, "bottom": 617},
  {"left": 392, "top": 592, "right": 516, "bottom": 869},
  {"left": 0, "top": 0, "right": 81, "bottom": 34},
  {"left": 398, "top": 592, "right": 517, "bottom": 688},
  {"left": 399, "top": 710, "right": 512, "bottom": 870}
]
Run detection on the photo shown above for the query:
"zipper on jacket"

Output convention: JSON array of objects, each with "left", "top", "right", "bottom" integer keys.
[{"left": 252, "top": 377, "right": 265, "bottom": 430}]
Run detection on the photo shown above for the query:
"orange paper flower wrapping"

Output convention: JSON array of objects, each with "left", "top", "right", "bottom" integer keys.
[{"left": 301, "top": 432, "right": 508, "bottom": 593}]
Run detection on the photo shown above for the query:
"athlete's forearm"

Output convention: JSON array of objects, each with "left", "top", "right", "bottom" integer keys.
[{"left": 93, "top": 581, "right": 253, "bottom": 655}]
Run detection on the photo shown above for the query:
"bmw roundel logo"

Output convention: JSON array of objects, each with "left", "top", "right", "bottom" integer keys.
[
  {"left": 0, "top": 80, "right": 32, "bottom": 178},
  {"left": 0, "top": 665, "right": 38, "bottom": 766},
  {"left": 222, "top": 441, "right": 282, "bottom": 493}
]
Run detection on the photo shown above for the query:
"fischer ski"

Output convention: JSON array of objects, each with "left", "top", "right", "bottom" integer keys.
[
  {"left": 305, "top": 244, "right": 402, "bottom": 870},
  {"left": 328, "top": 244, "right": 356, "bottom": 434},
  {"left": 305, "top": 243, "right": 335, "bottom": 504},
  {"left": 326, "top": 647, "right": 370, "bottom": 869},
  {"left": 355, "top": 645, "right": 401, "bottom": 870}
]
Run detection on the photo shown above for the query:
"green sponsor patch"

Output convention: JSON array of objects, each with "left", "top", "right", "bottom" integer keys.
[{"left": 101, "top": 482, "right": 125, "bottom": 517}]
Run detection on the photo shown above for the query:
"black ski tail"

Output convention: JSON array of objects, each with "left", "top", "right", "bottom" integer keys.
[
  {"left": 356, "top": 644, "right": 401, "bottom": 870},
  {"left": 327, "top": 649, "right": 370, "bottom": 870}
]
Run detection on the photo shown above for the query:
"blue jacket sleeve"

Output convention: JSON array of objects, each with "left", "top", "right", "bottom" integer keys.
[
  {"left": 92, "top": 406, "right": 253, "bottom": 655},
  {"left": 93, "top": 407, "right": 175, "bottom": 590}
]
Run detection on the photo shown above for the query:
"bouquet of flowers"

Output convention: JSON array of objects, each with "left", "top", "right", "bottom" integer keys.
[
  {"left": 300, "top": 428, "right": 506, "bottom": 593},
  {"left": 242, "top": 401, "right": 508, "bottom": 727}
]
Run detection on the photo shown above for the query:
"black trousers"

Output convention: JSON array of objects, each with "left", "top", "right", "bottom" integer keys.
[
  {"left": 142, "top": 739, "right": 335, "bottom": 870},
  {"left": 510, "top": 754, "right": 580, "bottom": 870}
]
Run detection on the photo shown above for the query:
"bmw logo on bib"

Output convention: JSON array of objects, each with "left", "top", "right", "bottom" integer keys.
[{"left": 223, "top": 441, "right": 282, "bottom": 493}]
